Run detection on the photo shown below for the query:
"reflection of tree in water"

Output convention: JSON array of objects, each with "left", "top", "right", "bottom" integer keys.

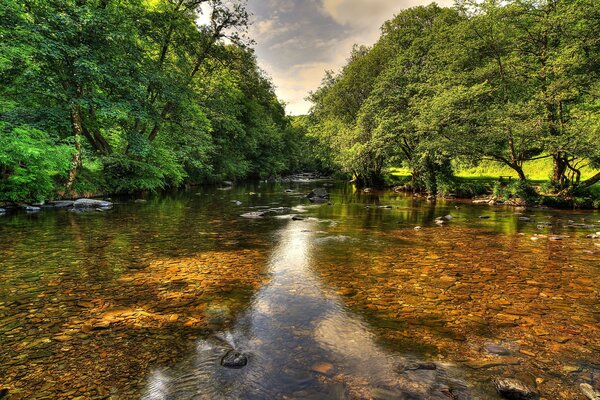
[{"left": 143, "top": 221, "right": 474, "bottom": 400}]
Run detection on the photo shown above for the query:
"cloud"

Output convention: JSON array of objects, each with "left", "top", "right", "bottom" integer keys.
[{"left": 247, "top": 0, "right": 455, "bottom": 115}]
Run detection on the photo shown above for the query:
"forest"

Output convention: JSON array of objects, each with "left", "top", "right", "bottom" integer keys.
[
  {"left": 307, "top": 0, "right": 600, "bottom": 204},
  {"left": 1, "top": 0, "right": 599, "bottom": 206},
  {"left": 0, "top": 0, "right": 320, "bottom": 203}
]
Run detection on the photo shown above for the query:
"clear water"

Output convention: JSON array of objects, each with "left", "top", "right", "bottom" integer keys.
[{"left": 1, "top": 182, "right": 598, "bottom": 399}]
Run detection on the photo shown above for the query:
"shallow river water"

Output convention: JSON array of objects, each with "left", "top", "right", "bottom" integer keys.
[{"left": 0, "top": 182, "right": 598, "bottom": 399}]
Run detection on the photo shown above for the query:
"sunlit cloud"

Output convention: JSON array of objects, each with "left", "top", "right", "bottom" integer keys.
[{"left": 247, "top": 0, "right": 454, "bottom": 115}]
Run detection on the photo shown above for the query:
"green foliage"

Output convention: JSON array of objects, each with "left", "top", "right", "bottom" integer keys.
[
  {"left": 0, "top": 123, "right": 72, "bottom": 202},
  {"left": 492, "top": 181, "right": 539, "bottom": 203},
  {"left": 0, "top": 0, "right": 322, "bottom": 201},
  {"left": 102, "top": 147, "right": 185, "bottom": 193},
  {"left": 307, "top": 0, "right": 599, "bottom": 199}
]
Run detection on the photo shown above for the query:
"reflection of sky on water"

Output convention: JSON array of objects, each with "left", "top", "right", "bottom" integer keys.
[{"left": 143, "top": 220, "right": 474, "bottom": 399}]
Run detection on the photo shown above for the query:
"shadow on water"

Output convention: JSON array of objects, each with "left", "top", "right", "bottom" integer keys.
[{"left": 142, "top": 220, "right": 478, "bottom": 400}]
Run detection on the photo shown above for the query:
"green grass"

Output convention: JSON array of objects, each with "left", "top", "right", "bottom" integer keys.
[{"left": 389, "top": 158, "right": 599, "bottom": 182}]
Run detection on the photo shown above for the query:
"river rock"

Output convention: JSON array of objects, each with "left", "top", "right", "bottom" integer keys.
[
  {"left": 479, "top": 215, "right": 491, "bottom": 219},
  {"left": 292, "top": 216, "right": 305, "bottom": 221},
  {"left": 50, "top": 200, "right": 74, "bottom": 208},
  {"left": 24, "top": 205, "right": 41, "bottom": 212},
  {"left": 580, "top": 383, "right": 600, "bottom": 400},
  {"left": 0, "top": 208, "right": 6, "bottom": 214},
  {"left": 73, "top": 199, "right": 113, "bottom": 209},
  {"left": 223, "top": 181, "right": 234, "bottom": 186},
  {"left": 221, "top": 350, "right": 247, "bottom": 368},
  {"left": 492, "top": 378, "right": 539, "bottom": 400},
  {"left": 308, "top": 188, "right": 329, "bottom": 201},
  {"left": 241, "top": 211, "right": 266, "bottom": 219},
  {"left": 484, "top": 344, "right": 511, "bottom": 355}
]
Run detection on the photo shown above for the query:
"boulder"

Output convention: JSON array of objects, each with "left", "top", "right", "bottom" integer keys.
[
  {"left": 493, "top": 378, "right": 539, "bottom": 400},
  {"left": 73, "top": 199, "right": 113, "bottom": 209}
]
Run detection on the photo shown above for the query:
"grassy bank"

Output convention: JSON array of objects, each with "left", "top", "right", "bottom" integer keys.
[{"left": 387, "top": 160, "right": 600, "bottom": 209}]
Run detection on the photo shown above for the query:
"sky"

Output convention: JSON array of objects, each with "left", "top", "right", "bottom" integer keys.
[{"left": 245, "top": 0, "right": 453, "bottom": 115}]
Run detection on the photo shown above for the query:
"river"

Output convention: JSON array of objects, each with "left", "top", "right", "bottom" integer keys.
[{"left": 0, "top": 182, "right": 598, "bottom": 399}]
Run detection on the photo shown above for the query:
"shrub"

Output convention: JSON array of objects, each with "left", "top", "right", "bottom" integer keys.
[
  {"left": 0, "top": 123, "right": 72, "bottom": 202},
  {"left": 102, "top": 147, "right": 185, "bottom": 193}
]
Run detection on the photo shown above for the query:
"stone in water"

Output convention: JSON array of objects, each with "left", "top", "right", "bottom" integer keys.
[{"left": 221, "top": 350, "right": 247, "bottom": 369}]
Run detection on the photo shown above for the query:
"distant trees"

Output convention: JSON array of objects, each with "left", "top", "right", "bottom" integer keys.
[
  {"left": 0, "top": 0, "right": 314, "bottom": 202},
  {"left": 308, "top": 0, "right": 599, "bottom": 194}
]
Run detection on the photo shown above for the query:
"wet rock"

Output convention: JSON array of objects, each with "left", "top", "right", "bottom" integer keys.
[
  {"left": 23, "top": 205, "right": 41, "bottom": 213},
  {"left": 492, "top": 378, "right": 539, "bottom": 400},
  {"left": 308, "top": 188, "right": 329, "bottom": 202},
  {"left": 292, "top": 216, "right": 305, "bottom": 221},
  {"left": 401, "top": 361, "right": 437, "bottom": 371},
  {"left": 221, "top": 350, "right": 247, "bottom": 369},
  {"left": 134, "top": 199, "right": 147, "bottom": 203},
  {"left": 241, "top": 211, "right": 266, "bottom": 219},
  {"left": 484, "top": 344, "right": 511, "bottom": 355},
  {"left": 231, "top": 200, "right": 242, "bottom": 206},
  {"left": 223, "top": 181, "right": 234, "bottom": 186},
  {"left": 0, "top": 208, "right": 6, "bottom": 214},
  {"left": 50, "top": 200, "right": 74, "bottom": 208},
  {"left": 73, "top": 199, "right": 113, "bottom": 209},
  {"left": 414, "top": 226, "right": 422, "bottom": 230},
  {"left": 519, "top": 217, "right": 533, "bottom": 222},
  {"left": 311, "top": 362, "right": 334, "bottom": 376},
  {"left": 372, "top": 387, "right": 404, "bottom": 400},
  {"left": 580, "top": 383, "right": 600, "bottom": 400},
  {"left": 267, "top": 207, "right": 293, "bottom": 214},
  {"left": 285, "top": 189, "right": 294, "bottom": 193},
  {"left": 479, "top": 215, "right": 491, "bottom": 219},
  {"left": 466, "top": 358, "right": 520, "bottom": 369}
]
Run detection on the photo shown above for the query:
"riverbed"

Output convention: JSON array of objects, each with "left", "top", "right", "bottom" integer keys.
[{"left": 0, "top": 182, "right": 598, "bottom": 399}]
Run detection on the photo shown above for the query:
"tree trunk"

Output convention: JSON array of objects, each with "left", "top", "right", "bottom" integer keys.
[
  {"left": 580, "top": 171, "right": 600, "bottom": 188},
  {"left": 66, "top": 103, "right": 84, "bottom": 193},
  {"left": 552, "top": 153, "right": 568, "bottom": 188}
]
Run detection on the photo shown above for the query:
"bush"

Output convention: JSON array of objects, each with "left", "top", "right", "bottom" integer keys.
[
  {"left": 102, "top": 147, "right": 185, "bottom": 193},
  {"left": 492, "top": 180, "right": 539, "bottom": 203},
  {"left": 0, "top": 123, "right": 72, "bottom": 202}
]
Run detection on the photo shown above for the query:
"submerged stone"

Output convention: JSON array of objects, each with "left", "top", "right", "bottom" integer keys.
[
  {"left": 484, "top": 344, "right": 511, "bottom": 355},
  {"left": 221, "top": 350, "right": 247, "bottom": 369},
  {"left": 493, "top": 378, "right": 539, "bottom": 400}
]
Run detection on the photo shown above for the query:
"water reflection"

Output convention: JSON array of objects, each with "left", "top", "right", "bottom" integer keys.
[{"left": 143, "top": 221, "right": 474, "bottom": 400}]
